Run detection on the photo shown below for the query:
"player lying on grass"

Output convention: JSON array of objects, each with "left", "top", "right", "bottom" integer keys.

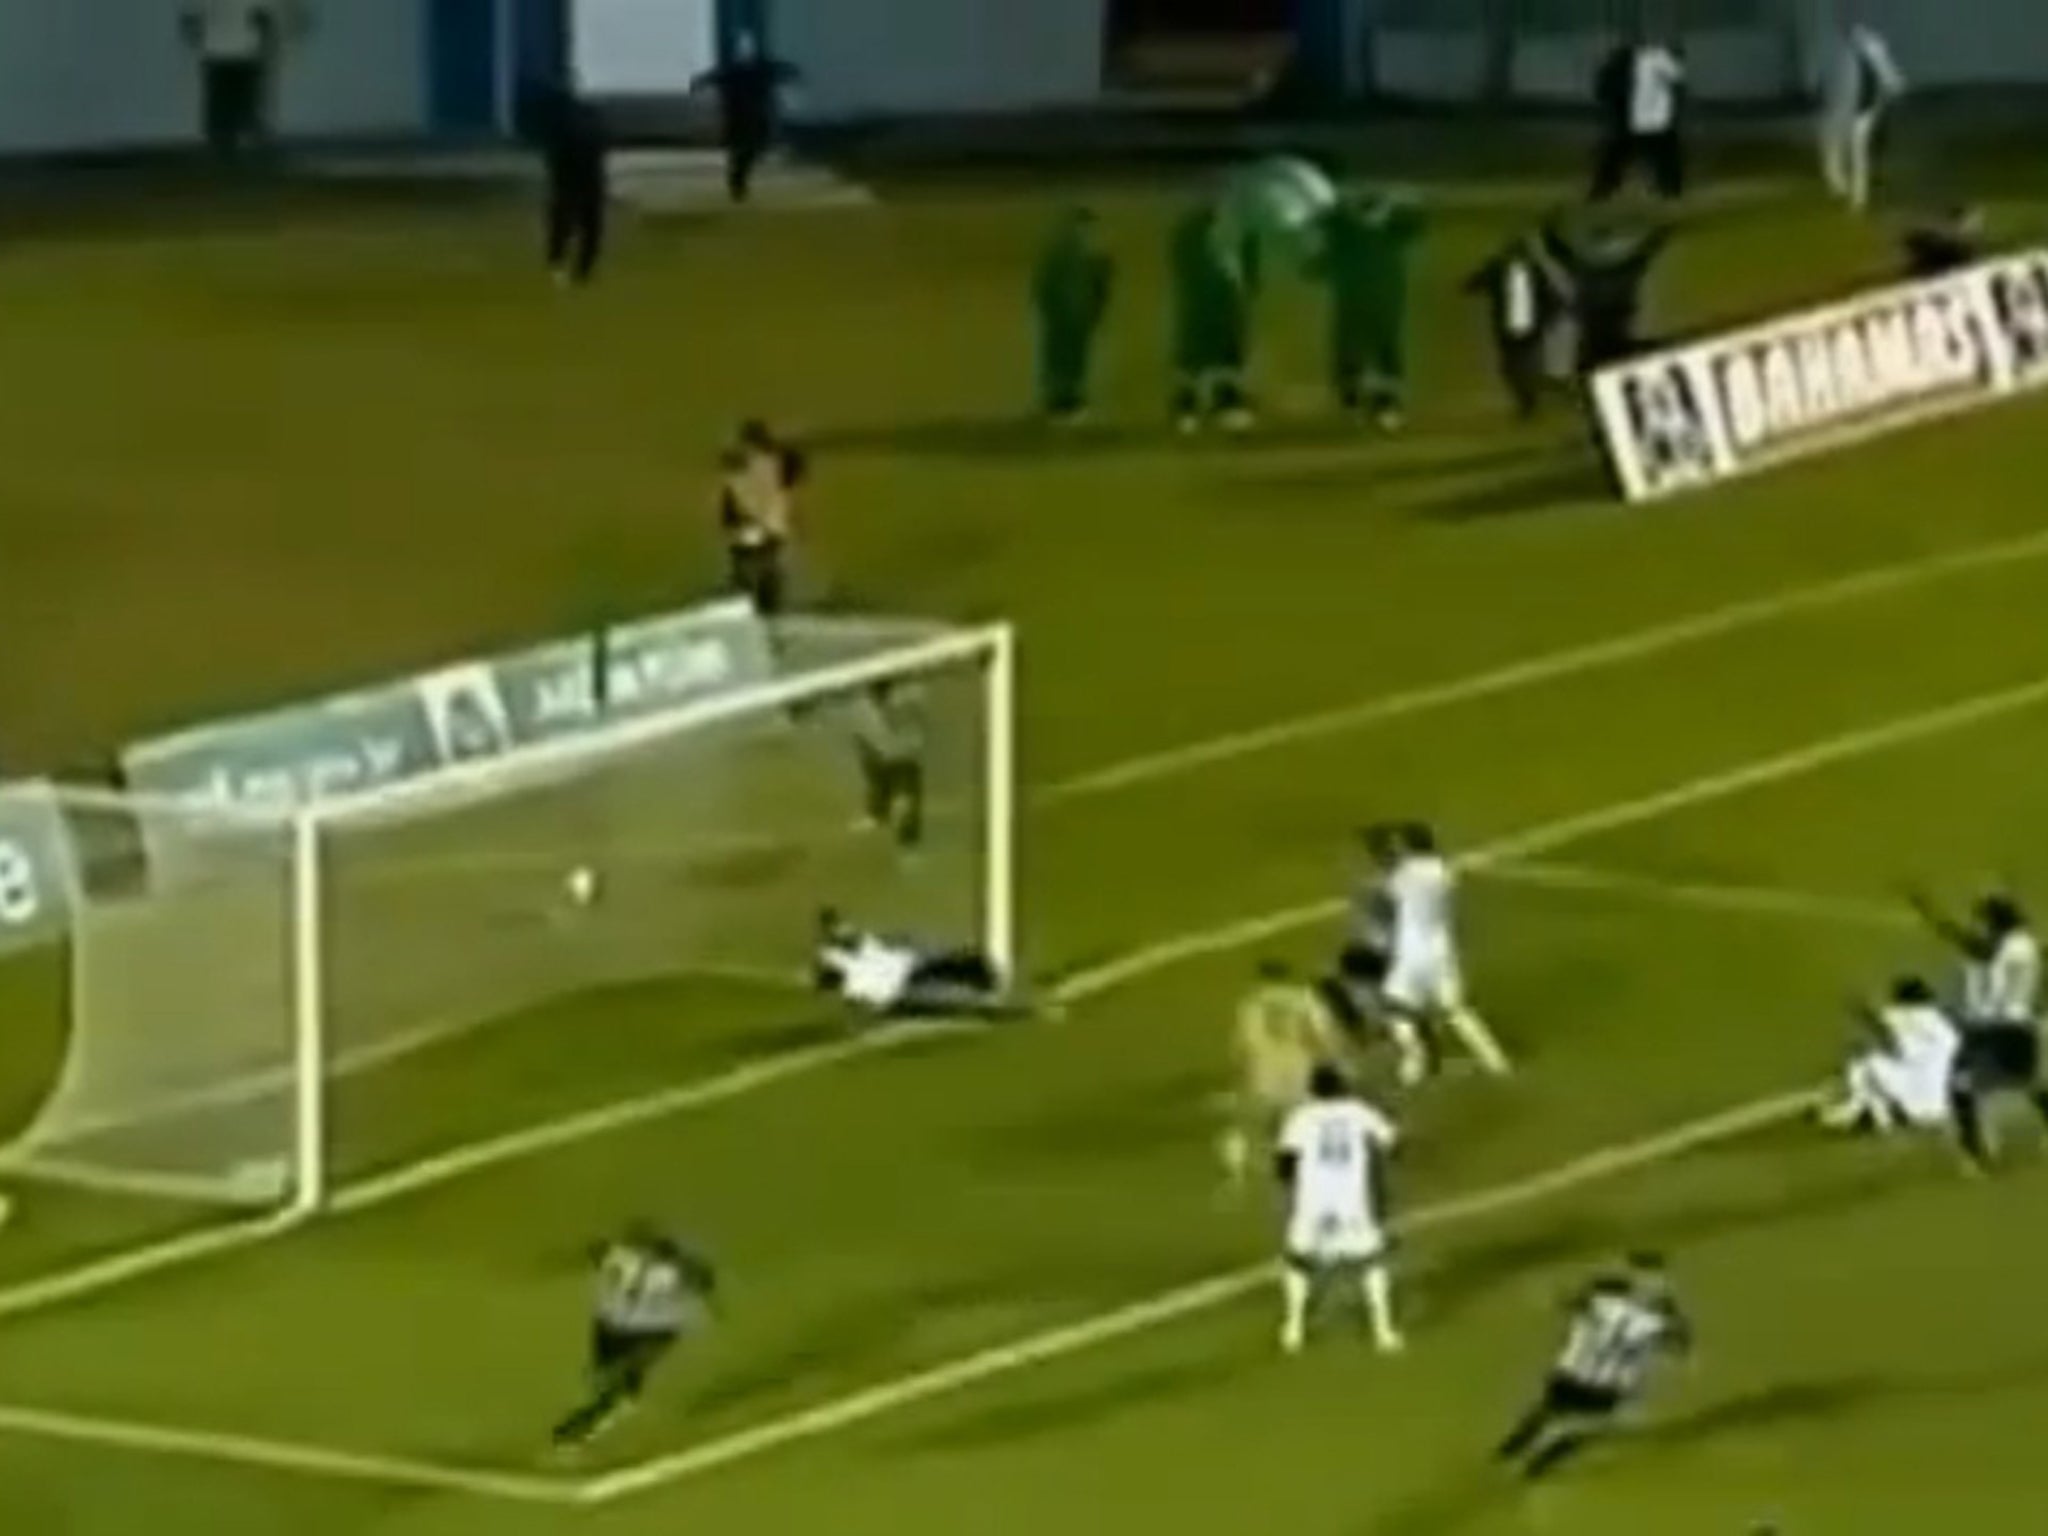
[
  {"left": 814, "top": 907, "right": 1036, "bottom": 1021},
  {"left": 1221, "top": 959, "right": 1354, "bottom": 1184},
  {"left": 1275, "top": 1062, "right": 1404, "bottom": 1355},
  {"left": 1911, "top": 889, "right": 2048, "bottom": 1168},
  {"left": 1496, "top": 1252, "right": 1690, "bottom": 1480},
  {"left": 1816, "top": 975, "right": 1959, "bottom": 1134},
  {"left": 551, "top": 1221, "right": 716, "bottom": 1452}
]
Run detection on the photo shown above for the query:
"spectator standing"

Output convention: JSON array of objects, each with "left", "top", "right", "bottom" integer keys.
[
  {"left": 180, "top": 0, "right": 285, "bottom": 158},
  {"left": 1590, "top": 30, "right": 1687, "bottom": 203},
  {"left": 717, "top": 421, "right": 805, "bottom": 616}
]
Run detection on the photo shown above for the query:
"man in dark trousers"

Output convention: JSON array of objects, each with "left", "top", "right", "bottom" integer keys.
[
  {"left": 1322, "top": 190, "right": 1426, "bottom": 429},
  {"left": 1464, "top": 232, "right": 1567, "bottom": 420},
  {"left": 1543, "top": 210, "right": 1675, "bottom": 373},
  {"left": 1032, "top": 208, "right": 1115, "bottom": 424},
  {"left": 1591, "top": 30, "right": 1687, "bottom": 202},
  {"left": 531, "top": 84, "right": 608, "bottom": 286},
  {"left": 693, "top": 31, "right": 799, "bottom": 205}
]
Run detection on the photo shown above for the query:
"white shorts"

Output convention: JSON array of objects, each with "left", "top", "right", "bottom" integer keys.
[
  {"left": 1286, "top": 1206, "right": 1386, "bottom": 1265},
  {"left": 1850, "top": 1052, "right": 1951, "bottom": 1127},
  {"left": 1384, "top": 945, "right": 1463, "bottom": 1014}
]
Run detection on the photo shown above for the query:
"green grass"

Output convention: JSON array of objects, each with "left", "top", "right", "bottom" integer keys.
[{"left": 4, "top": 147, "right": 2048, "bottom": 1535}]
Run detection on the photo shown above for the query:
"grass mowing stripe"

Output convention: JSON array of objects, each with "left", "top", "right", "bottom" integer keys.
[
  {"left": 0, "top": 1399, "right": 580, "bottom": 1504},
  {"left": 576, "top": 1087, "right": 1822, "bottom": 1502},
  {"left": 1056, "top": 672, "right": 2048, "bottom": 1002},
  {"left": 1038, "top": 524, "right": 2048, "bottom": 804}
]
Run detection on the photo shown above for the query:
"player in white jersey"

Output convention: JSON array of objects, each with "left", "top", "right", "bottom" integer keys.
[
  {"left": 1382, "top": 823, "right": 1511, "bottom": 1082},
  {"left": 1820, "top": 19, "right": 1904, "bottom": 211},
  {"left": 1913, "top": 891, "right": 2048, "bottom": 1168},
  {"left": 1275, "top": 1063, "right": 1403, "bottom": 1354},
  {"left": 1817, "top": 975, "right": 1959, "bottom": 1133}
]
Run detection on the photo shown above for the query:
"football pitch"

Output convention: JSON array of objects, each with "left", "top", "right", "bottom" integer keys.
[{"left": 5, "top": 148, "right": 2048, "bottom": 1535}]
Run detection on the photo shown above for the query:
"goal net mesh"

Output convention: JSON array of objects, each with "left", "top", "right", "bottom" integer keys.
[{"left": 3, "top": 618, "right": 1001, "bottom": 1208}]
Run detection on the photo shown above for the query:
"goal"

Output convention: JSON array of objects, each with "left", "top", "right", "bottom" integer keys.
[{"left": 3, "top": 617, "right": 1015, "bottom": 1215}]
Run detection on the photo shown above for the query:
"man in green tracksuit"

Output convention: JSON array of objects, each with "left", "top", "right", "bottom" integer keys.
[
  {"left": 1170, "top": 200, "right": 1260, "bottom": 433},
  {"left": 1323, "top": 191, "right": 1426, "bottom": 428},
  {"left": 1033, "top": 208, "right": 1114, "bottom": 424}
]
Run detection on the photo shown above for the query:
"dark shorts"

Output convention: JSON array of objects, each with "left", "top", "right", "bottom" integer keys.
[
  {"left": 591, "top": 1322, "right": 676, "bottom": 1377},
  {"left": 1956, "top": 1024, "right": 2040, "bottom": 1091},
  {"left": 1336, "top": 943, "right": 1390, "bottom": 986},
  {"left": 1541, "top": 1373, "right": 1624, "bottom": 1420}
]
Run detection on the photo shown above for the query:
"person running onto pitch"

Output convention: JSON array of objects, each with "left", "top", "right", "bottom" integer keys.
[
  {"left": 691, "top": 30, "right": 799, "bottom": 205},
  {"left": 1496, "top": 1252, "right": 1690, "bottom": 1480},
  {"left": 1322, "top": 189, "right": 1425, "bottom": 429},
  {"left": 1033, "top": 207, "right": 1115, "bottom": 425},
  {"left": 1169, "top": 199, "right": 1259, "bottom": 434},
  {"left": 1912, "top": 889, "right": 2048, "bottom": 1168},
  {"left": 551, "top": 1221, "right": 716, "bottom": 1452}
]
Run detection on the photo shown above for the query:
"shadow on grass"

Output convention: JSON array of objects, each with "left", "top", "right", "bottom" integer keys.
[{"left": 1413, "top": 454, "right": 1615, "bottom": 520}]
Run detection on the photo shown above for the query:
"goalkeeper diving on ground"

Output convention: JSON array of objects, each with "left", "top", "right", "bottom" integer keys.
[{"left": 813, "top": 908, "right": 1041, "bottom": 1022}]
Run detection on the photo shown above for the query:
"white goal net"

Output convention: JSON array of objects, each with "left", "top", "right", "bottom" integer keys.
[{"left": 2, "top": 617, "right": 1015, "bottom": 1213}]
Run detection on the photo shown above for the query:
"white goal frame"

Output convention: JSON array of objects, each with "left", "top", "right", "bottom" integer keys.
[{"left": 12, "top": 622, "right": 1015, "bottom": 1219}]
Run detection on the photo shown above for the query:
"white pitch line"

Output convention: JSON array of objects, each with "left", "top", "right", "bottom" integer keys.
[
  {"left": 1478, "top": 859, "right": 1911, "bottom": 932},
  {"left": 0, "top": 1399, "right": 579, "bottom": 1504},
  {"left": 576, "top": 1085, "right": 1820, "bottom": 1503},
  {"left": 1037, "top": 524, "right": 2048, "bottom": 804},
  {"left": 1055, "top": 672, "right": 2048, "bottom": 1002},
  {"left": 5, "top": 676, "right": 2043, "bottom": 1332}
]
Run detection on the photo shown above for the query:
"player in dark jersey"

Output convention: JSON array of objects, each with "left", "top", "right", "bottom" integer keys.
[
  {"left": 1496, "top": 1252, "right": 1690, "bottom": 1479},
  {"left": 550, "top": 1221, "right": 716, "bottom": 1452}
]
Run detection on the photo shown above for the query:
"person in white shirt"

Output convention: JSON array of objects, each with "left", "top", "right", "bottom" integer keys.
[
  {"left": 812, "top": 908, "right": 1026, "bottom": 1021},
  {"left": 1912, "top": 891, "right": 2048, "bottom": 1168},
  {"left": 1820, "top": 20, "right": 1905, "bottom": 212},
  {"left": 1382, "top": 823, "right": 1512, "bottom": 1083},
  {"left": 1591, "top": 33, "right": 1686, "bottom": 202},
  {"left": 180, "top": 0, "right": 288, "bottom": 158},
  {"left": 1817, "top": 976, "right": 1960, "bottom": 1133},
  {"left": 1275, "top": 1063, "right": 1402, "bottom": 1354}
]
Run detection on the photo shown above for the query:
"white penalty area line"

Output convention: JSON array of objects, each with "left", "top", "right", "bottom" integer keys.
[
  {"left": 1055, "top": 672, "right": 2048, "bottom": 1003},
  {"left": 574, "top": 1085, "right": 1819, "bottom": 1503},
  {"left": 1477, "top": 859, "right": 1911, "bottom": 933},
  {"left": 1036, "top": 524, "right": 2048, "bottom": 805},
  {"left": 0, "top": 1398, "right": 580, "bottom": 1505}
]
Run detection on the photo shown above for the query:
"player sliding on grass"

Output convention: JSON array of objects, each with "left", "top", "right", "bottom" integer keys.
[
  {"left": 1816, "top": 975, "right": 1959, "bottom": 1135},
  {"left": 1381, "top": 823, "right": 1512, "bottom": 1083},
  {"left": 551, "top": 1221, "right": 716, "bottom": 1453},
  {"left": 814, "top": 908, "right": 1035, "bottom": 1022},
  {"left": 1495, "top": 1252, "right": 1690, "bottom": 1480},
  {"left": 1221, "top": 959, "right": 1352, "bottom": 1186},
  {"left": 1275, "top": 1062, "right": 1403, "bottom": 1355}
]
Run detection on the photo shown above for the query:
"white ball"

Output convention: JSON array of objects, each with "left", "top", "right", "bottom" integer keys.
[{"left": 565, "top": 865, "right": 600, "bottom": 906}]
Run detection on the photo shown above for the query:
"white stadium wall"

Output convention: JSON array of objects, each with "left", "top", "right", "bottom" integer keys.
[
  {"left": 774, "top": 0, "right": 1107, "bottom": 122},
  {"left": 0, "top": 0, "right": 427, "bottom": 156}
]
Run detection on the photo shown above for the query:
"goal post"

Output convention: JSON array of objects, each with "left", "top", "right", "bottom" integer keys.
[{"left": 3, "top": 616, "right": 1017, "bottom": 1217}]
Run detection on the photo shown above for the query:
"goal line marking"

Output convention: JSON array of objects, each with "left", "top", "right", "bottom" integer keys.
[
  {"left": 574, "top": 1086, "right": 1820, "bottom": 1503},
  {"left": 0, "top": 1398, "right": 580, "bottom": 1505}
]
